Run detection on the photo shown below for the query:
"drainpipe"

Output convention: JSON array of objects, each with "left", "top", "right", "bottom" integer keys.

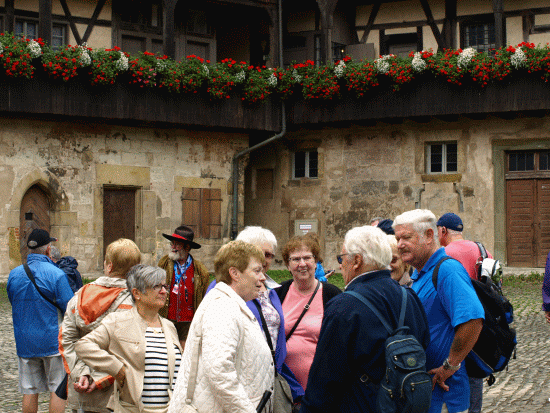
[{"left": 230, "top": 0, "right": 286, "bottom": 239}]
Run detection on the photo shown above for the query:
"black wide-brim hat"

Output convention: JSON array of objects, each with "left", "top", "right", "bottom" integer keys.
[{"left": 162, "top": 225, "right": 201, "bottom": 249}]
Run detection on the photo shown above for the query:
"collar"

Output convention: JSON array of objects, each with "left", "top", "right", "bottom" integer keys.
[
  {"left": 345, "top": 269, "right": 389, "bottom": 290},
  {"left": 215, "top": 282, "right": 256, "bottom": 321},
  {"left": 411, "top": 247, "right": 447, "bottom": 281},
  {"left": 26, "top": 253, "right": 55, "bottom": 265}
]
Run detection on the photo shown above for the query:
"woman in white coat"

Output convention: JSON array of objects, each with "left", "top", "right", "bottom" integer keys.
[{"left": 169, "top": 241, "right": 274, "bottom": 413}]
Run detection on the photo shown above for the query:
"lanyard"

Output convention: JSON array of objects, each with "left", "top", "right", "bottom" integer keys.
[{"left": 173, "top": 255, "right": 193, "bottom": 301}]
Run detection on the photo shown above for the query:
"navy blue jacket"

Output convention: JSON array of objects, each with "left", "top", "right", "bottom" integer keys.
[
  {"left": 300, "top": 270, "right": 430, "bottom": 413},
  {"left": 56, "top": 256, "right": 83, "bottom": 293}
]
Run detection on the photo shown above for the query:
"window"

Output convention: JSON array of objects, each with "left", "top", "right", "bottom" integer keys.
[
  {"left": 181, "top": 188, "right": 222, "bottom": 239},
  {"left": 15, "top": 20, "right": 37, "bottom": 40},
  {"left": 506, "top": 151, "right": 550, "bottom": 178},
  {"left": 293, "top": 150, "right": 318, "bottom": 179},
  {"left": 381, "top": 31, "right": 421, "bottom": 57},
  {"left": 186, "top": 10, "right": 212, "bottom": 36},
  {"left": 52, "top": 25, "right": 66, "bottom": 49},
  {"left": 463, "top": 21, "right": 496, "bottom": 53},
  {"left": 508, "top": 152, "right": 534, "bottom": 172},
  {"left": 426, "top": 142, "right": 457, "bottom": 174},
  {"left": 332, "top": 42, "right": 346, "bottom": 63}
]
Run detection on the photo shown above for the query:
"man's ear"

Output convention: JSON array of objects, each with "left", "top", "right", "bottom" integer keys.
[
  {"left": 353, "top": 254, "right": 363, "bottom": 271},
  {"left": 228, "top": 267, "right": 240, "bottom": 283},
  {"left": 132, "top": 288, "right": 141, "bottom": 301},
  {"left": 46, "top": 244, "right": 52, "bottom": 258}
]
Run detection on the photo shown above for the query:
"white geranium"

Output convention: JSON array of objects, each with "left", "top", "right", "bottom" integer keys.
[
  {"left": 202, "top": 64, "right": 209, "bottom": 76},
  {"left": 115, "top": 52, "right": 128, "bottom": 71},
  {"left": 267, "top": 72, "right": 278, "bottom": 87},
  {"left": 156, "top": 59, "right": 168, "bottom": 72},
  {"left": 235, "top": 70, "right": 246, "bottom": 83},
  {"left": 28, "top": 39, "right": 42, "bottom": 58},
  {"left": 511, "top": 48, "right": 526, "bottom": 69},
  {"left": 375, "top": 55, "right": 393, "bottom": 74},
  {"left": 334, "top": 60, "right": 346, "bottom": 78},
  {"left": 458, "top": 47, "right": 477, "bottom": 68},
  {"left": 412, "top": 52, "right": 426, "bottom": 72},
  {"left": 0, "top": 44, "right": 3, "bottom": 55},
  {"left": 78, "top": 44, "right": 91, "bottom": 67},
  {"left": 292, "top": 69, "right": 302, "bottom": 83}
]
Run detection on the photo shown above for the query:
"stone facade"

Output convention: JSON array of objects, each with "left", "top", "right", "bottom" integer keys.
[
  {"left": 0, "top": 117, "right": 248, "bottom": 281},
  {"left": 244, "top": 115, "right": 550, "bottom": 270}
]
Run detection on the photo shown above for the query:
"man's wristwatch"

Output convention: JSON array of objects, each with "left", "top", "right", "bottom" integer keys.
[{"left": 443, "top": 358, "right": 461, "bottom": 371}]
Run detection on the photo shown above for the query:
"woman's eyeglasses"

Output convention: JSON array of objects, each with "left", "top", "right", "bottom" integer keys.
[
  {"left": 288, "top": 255, "right": 315, "bottom": 264},
  {"left": 152, "top": 284, "right": 170, "bottom": 292}
]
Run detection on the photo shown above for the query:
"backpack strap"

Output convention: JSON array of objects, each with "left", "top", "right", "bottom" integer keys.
[
  {"left": 475, "top": 241, "right": 488, "bottom": 259},
  {"left": 23, "top": 262, "right": 64, "bottom": 312},
  {"left": 345, "top": 287, "right": 408, "bottom": 334}
]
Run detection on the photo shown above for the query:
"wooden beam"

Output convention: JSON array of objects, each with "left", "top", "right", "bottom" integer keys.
[
  {"left": 163, "top": 0, "right": 177, "bottom": 59},
  {"left": 360, "top": 1, "right": 381, "bottom": 43},
  {"left": 442, "top": 0, "right": 457, "bottom": 49},
  {"left": 38, "top": 0, "right": 52, "bottom": 45},
  {"left": 493, "top": 0, "right": 505, "bottom": 49},
  {"left": 419, "top": 0, "right": 444, "bottom": 50},
  {"left": 5, "top": 0, "right": 14, "bottom": 33},
  {"left": 82, "top": 0, "right": 107, "bottom": 44},
  {"left": 59, "top": 0, "right": 82, "bottom": 45}
]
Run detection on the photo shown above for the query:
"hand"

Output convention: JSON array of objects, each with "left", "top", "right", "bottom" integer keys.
[
  {"left": 74, "top": 375, "right": 97, "bottom": 393},
  {"left": 427, "top": 365, "right": 455, "bottom": 391},
  {"left": 545, "top": 311, "right": 550, "bottom": 324}
]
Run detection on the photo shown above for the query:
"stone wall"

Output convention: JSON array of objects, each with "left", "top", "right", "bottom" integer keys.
[
  {"left": 0, "top": 117, "right": 248, "bottom": 281},
  {"left": 244, "top": 115, "right": 550, "bottom": 270}
]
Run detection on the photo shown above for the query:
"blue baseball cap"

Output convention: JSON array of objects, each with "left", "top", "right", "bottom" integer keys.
[{"left": 436, "top": 213, "right": 463, "bottom": 232}]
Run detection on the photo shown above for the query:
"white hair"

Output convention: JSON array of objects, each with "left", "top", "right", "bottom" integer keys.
[
  {"left": 386, "top": 234, "right": 397, "bottom": 249},
  {"left": 50, "top": 246, "right": 61, "bottom": 262},
  {"left": 393, "top": 209, "right": 438, "bottom": 241},
  {"left": 236, "top": 226, "right": 277, "bottom": 250},
  {"left": 343, "top": 226, "right": 392, "bottom": 270}
]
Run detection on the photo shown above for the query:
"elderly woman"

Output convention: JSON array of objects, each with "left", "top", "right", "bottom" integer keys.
[
  {"left": 276, "top": 236, "right": 341, "bottom": 391},
  {"left": 76, "top": 265, "right": 182, "bottom": 413},
  {"left": 169, "top": 241, "right": 274, "bottom": 413},
  {"left": 386, "top": 234, "right": 412, "bottom": 286}
]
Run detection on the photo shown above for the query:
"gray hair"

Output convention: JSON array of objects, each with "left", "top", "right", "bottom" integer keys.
[
  {"left": 236, "top": 226, "right": 277, "bottom": 250},
  {"left": 343, "top": 226, "right": 392, "bottom": 270},
  {"left": 393, "top": 209, "right": 438, "bottom": 241},
  {"left": 50, "top": 246, "right": 61, "bottom": 262},
  {"left": 32, "top": 243, "right": 50, "bottom": 256},
  {"left": 370, "top": 216, "right": 384, "bottom": 224},
  {"left": 126, "top": 264, "right": 166, "bottom": 302}
]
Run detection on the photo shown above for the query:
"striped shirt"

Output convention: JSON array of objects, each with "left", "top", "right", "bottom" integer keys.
[{"left": 142, "top": 327, "right": 182, "bottom": 406}]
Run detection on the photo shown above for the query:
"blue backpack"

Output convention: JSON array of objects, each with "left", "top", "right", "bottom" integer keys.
[{"left": 346, "top": 288, "right": 432, "bottom": 413}]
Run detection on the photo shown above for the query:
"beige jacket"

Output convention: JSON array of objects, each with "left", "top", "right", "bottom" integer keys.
[
  {"left": 168, "top": 282, "right": 274, "bottom": 413},
  {"left": 60, "top": 276, "right": 133, "bottom": 413},
  {"left": 75, "top": 306, "right": 182, "bottom": 411},
  {"left": 157, "top": 254, "right": 209, "bottom": 319}
]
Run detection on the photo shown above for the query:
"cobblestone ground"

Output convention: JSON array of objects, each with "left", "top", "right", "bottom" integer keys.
[{"left": 0, "top": 282, "right": 549, "bottom": 412}]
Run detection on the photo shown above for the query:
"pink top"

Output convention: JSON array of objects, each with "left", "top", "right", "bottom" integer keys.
[
  {"left": 445, "top": 240, "right": 493, "bottom": 280},
  {"left": 282, "top": 281, "right": 324, "bottom": 390}
]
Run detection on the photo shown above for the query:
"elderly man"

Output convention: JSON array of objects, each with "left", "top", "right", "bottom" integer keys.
[
  {"left": 158, "top": 225, "right": 209, "bottom": 346},
  {"left": 300, "top": 226, "right": 430, "bottom": 413},
  {"left": 437, "top": 212, "right": 493, "bottom": 413},
  {"left": 8, "top": 229, "right": 74, "bottom": 413},
  {"left": 393, "top": 210, "right": 484, "bottom": 413}
]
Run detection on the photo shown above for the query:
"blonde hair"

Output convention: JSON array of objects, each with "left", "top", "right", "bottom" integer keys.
[
  {"left": 214, "top": 241, "right": 265, "bottom": 284},
  {"left": 105, "top": 238, "right": 141, "bottom": 278}
]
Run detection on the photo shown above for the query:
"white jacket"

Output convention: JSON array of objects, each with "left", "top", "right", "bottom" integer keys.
[{"left": 169, "top": 282, "right": 274, "bottom": 413}]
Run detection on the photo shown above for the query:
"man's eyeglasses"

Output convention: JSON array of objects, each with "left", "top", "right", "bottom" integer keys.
[
  {"left": 152, "top": 284, "right": 170, "bottom": 292},
  {"left": 289, "top": 255, "right": 315, "bottom": 264},
  {"left": 336, "top": 253, "right": 350, "bottom": 264}
]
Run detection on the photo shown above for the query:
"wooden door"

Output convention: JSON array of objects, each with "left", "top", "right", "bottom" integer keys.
[
  {"left": 507, "top": 179, "right": 550, "bottom": 267},
  {"left": 103, "top": 188, "right": 136, "bottom": 257},
  {"left": 20, "top": 185, "right": 51, "bottom": 261}
]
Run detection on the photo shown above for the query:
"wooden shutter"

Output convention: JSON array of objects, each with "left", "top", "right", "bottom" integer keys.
[
  {"left": 103, "top": 188, "right": 136, "bottom": 257},
  {"left": 20, "top": 185, "right": 51, "bottom": 261},
  {"left": 506, "top": 180, "right": 535, "bottom": 266},
  {"left": 181, "top": 188, "right": 201, "bottom": 236},
  {"left": 536, "top": 179, "right": 550, "bottom": 267}
]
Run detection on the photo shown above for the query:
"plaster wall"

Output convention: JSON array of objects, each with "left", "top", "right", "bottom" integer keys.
[
  {"left": 0, "top": 118, "right": 248, "bottom": 282},
  {"left": 245, "top": 116, "right": 550, "bottom": 271}
]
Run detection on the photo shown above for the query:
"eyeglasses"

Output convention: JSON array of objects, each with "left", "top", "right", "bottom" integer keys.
[
  {"left": 264, "top": 252, "right": 275, "bottom": 259},
  {"left": 336, "top": 253, "right": 350, "bottom": 264},
  {"left": 289, "top": 255, "right": 315, "bottom": 264},
  {"left": 152, "top": 284, "right": 169, "bottom": 292}
]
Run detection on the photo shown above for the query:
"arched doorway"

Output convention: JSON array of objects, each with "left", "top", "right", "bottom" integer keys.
[{"left": 19, "top": 185, "right": 52, "bottom": 261}]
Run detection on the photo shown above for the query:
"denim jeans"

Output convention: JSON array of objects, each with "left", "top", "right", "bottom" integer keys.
[{"left": 468, "top": 376, "right": 483, "bottom": 413}]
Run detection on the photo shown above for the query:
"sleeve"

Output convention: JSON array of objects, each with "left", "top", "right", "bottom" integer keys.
[
  {"left": 75, "top": 318, "right": 124, "bottom": 378},
  {"left": 200, "top": 302, "right": 256, "bottom": 413},
  {"left": 438, "top": 261, "right": 485, "bottom": 328},
  {"left": 54, "top": 271, "right": 75, "bottom": 313},
  {"left": 299, "top": 299, "right": 354, "bottom": 413},
  {"left": 543, "top": 252, "right": 550, "bottom": 312}
]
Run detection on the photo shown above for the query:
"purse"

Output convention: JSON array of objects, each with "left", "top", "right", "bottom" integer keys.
[{"left": 253, "top": 300, "right": 293, "bottom": 413}]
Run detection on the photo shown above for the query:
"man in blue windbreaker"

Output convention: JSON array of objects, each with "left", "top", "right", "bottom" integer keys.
[{"left": 8, "top": 228, "right": 74, "bottom": 413}]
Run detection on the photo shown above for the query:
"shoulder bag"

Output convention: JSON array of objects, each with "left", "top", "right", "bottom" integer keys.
[{"left": 285, "top": 280, "right": 320, "bottom": 341}]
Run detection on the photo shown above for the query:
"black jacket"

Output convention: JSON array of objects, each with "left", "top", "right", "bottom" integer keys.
[{"left": 56, "top": 256, "right": 83, "bottom": 293}]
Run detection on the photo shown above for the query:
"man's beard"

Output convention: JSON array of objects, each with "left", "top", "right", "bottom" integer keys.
[{"left": 169, "top": 250, "right": 188, "bottom": 262}]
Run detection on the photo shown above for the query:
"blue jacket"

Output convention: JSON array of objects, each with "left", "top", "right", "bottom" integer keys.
[
  {"left": 300, "top": 270, "right": 430, "bottom": 413},
  {"left": 56, "top": 256, "right": 83, "bottom": 293},
  {"left": 543, "top": 251, "right": 550, "bottom": 312},
  {"left": 206, "top": 280, "right": 305, "bottom": 400},
  {"left": 7, "top": 254, "right": 74, "bottom": 358}
]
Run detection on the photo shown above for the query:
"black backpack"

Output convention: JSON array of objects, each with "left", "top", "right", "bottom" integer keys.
[
  {"left": 433, "top": 257, "right": 516, "bottom": 385},
  {"left": 346, "top": 288, "right": 432, "bottom": 413}
]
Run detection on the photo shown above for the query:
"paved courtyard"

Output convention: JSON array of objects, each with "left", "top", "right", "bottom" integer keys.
[{"left": 1, "top": 281, "right": 549, "bottom": 412}]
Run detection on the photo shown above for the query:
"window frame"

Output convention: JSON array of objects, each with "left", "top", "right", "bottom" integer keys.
[
  {"left": 459, "top": 15, "right": 502, "bottom": 54},
  {"left": 51, "top": 23, "right": 67, "bottom": 50},
  {"left": 380, "top": 28, "right": 423, "bottom": 57},
  {"left": 505, "top": 151, "right": 550, "bottom": 180},
  {"left": 15, "top": 18, "right": 38, "bottom": 40},
  {"left": 292, "top": 149, "right": 318, "bottom": 179},
  {"left": 426, "top": 142, "right": 458, "bottom": 174}
]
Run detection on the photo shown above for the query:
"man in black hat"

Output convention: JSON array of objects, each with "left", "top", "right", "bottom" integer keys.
[
  {"left": 158, "top": 225, "right": 209, "bottom": 347},
  {"left": 7, "top": 229, "right": 74, "bottom": 413}
]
